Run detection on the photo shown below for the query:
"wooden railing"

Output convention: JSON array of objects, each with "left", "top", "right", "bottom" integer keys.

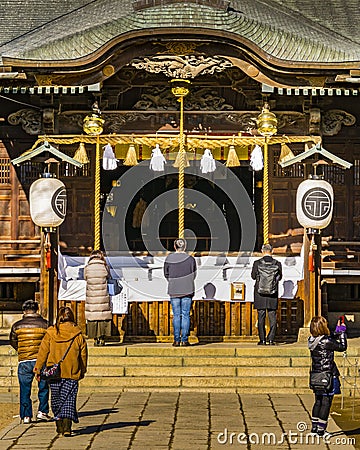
[
  {"left": 59, "top": 298, "right": 304, "bottom": 342},
  {"left": 0, "top": 240, "right": 41, "bottom": 268}
]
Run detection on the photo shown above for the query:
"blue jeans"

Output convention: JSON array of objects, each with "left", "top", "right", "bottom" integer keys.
[
  {"left": 18, "top": 360, "right": 49, "bottom": 419},
  {"left": 170, "top": 297, "right": 192, "bottom": 343}
]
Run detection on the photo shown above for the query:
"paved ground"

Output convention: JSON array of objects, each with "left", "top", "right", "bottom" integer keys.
[{"left": 0, "top": 392, "right": 356, "bottom": 450}]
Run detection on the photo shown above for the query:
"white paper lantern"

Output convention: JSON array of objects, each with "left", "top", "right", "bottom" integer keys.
[
  {"left": 30, "top": 177, "right": 67, "bottom": 227},
  {"left": 296, "top": 178, "right": 333, "bottom": 229}
]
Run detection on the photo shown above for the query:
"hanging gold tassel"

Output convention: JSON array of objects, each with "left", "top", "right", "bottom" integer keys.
[
  {"left": 225, "top": 145, "right": 240, "bottom": 167},
  {"left": 304, "top": 142, "right": 313, "bottom": 152},
  {"left": 278, "top": 143, "right": 295, "bottom": 165},
  {"left": 123, "top": 144, "right": 138, "bottom": 166},
  {"left": 173, "top": 151, "right": 190, "bottom": 168},
  {"left": 73, "top": 142, "right": 89, "bottom": 164}
]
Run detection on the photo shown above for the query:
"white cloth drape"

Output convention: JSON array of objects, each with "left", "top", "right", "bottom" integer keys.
[{"left": 200, "top": 148, "right": 216, "bottom": 173}]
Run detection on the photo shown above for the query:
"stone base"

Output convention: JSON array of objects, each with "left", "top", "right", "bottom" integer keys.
[{"left": 297, "top": 327, "right": 310, "bottom": 343}]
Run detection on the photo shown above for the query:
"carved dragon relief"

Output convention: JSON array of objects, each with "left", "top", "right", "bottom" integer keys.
[
  {"left": 133, "top": 86, "right": 233, "bottom": 111},
  {"left": 60, "top": 112, "right": 153, "bottom": 133},
  {"left": 226, "top": 111, "right": 305, "bottom": 131},
  {"left": 130, "top": 54, "right": 233, "bottom": 79},
  {"left": 104, "top": 113, "right": 153, "bottom": 133},
  {"left": 7, "top": 108, "right": 42, "bottom": 135},
  {"left": 321, "top": 109, "right": 356, "bottom": 136}
]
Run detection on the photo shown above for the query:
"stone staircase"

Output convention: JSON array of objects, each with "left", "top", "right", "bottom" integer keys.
[{"left": 1, "top": 341, "right": 359, "bottom": 394}]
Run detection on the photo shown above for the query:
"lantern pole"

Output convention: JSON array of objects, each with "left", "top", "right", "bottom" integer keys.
[{"left": 171, "top": 79, "right": 190, "bottom": 239}]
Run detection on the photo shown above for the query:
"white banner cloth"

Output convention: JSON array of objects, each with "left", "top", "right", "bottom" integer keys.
[{"left": 58, "top": 252, "right": 303, "bottom": 303}]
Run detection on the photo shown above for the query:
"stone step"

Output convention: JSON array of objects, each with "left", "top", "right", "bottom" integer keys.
[
  {"left": 1, "top": 343, "right": 359, "bottom": 357},
  {"left": 0, "top": 342, "right": 357, "bottom": 394},
  {"left": 0, "top": 375, "right": 353, "bottom": 396}
]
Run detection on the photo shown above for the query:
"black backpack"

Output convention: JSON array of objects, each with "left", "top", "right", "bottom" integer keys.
[{"left": 257, "top": 258, "right": 279, "bottom": 295}]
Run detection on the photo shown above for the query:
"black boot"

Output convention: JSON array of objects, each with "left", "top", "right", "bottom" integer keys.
[
  {"left": 56, "top": 419, "right": 64, "bottom": 435},
  {"left": 63, "top": 418, "right": 72, "bottom": 437}
]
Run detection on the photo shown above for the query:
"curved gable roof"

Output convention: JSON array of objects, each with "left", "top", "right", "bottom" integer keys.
[{"left": 1, "top": 0, "right": 360, "bottom": 66}]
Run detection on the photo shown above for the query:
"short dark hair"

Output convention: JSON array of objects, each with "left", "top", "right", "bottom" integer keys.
[
  {"left": 22, "top": 299, "right": 39, "bottom": 312},
  {"left": 261, "top": 244, "right": 273, "bottom": 253},
  {"left": 174, "top": 238, "right": 186, "bottom": 251}
]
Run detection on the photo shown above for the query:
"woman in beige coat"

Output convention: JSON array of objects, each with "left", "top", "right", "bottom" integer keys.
[
  {"left": 34, "top": 307, "right": 87, "bottom": 437},
  {"left": 84, "top": 250, "right": 112, "bottom": 346}
]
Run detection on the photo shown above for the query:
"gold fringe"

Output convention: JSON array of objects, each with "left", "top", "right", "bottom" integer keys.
[
  {"left": 73, "top": 142, "right": 89, "bottom": 164},
  {"left": 123, "top": 144, "right": 138, "bottom": 166},
  {"left": 278, "top": 143, "right": 295, "bottom": 165},
  {"left": 173, "top": 151, "right": 190, "bottom": 168},
  {"left": 226, "top": 145, "right": 240, "bottom": 167}
]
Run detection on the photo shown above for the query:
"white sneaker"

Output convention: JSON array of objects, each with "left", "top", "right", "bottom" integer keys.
[
  {"left": 37, "top": 411, "right": 52, "bottom": 421},
  {"left": 23, "top": 417, "right": 31, "bottom": 424}
]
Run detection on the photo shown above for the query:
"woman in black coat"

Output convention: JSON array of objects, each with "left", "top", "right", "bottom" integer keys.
[{"left": 308, "top": 316, "right": 347, "bottom": 436}]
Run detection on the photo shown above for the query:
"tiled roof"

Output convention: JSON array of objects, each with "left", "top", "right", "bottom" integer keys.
[
  {"left": 0, "top": 0, "right": 360, "bottom": 65},
  {"left": 0, "top": 0, "right": 92, "bottom": 46}
]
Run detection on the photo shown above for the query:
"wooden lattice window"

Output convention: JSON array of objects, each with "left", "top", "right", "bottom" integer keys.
[
  {"left": 0, "top": 157, "right": 10, "bottom": 184},
  {"left": 59, "top": 162, "right": 90, "bottom": 177},
  {"left": 273, "top": 149, "right": 304, "bottom": 178},
  {"left": 354, "top": 160, "right": 360, "bottom": 185},
  {"left": 19, "top": 161, "right": 43, "bottom": 186}
]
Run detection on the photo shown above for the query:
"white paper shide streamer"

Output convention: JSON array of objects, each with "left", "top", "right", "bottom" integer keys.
[
  {"left": 149, "top": 144, "right": 166, "bottom": 171},
  {"left": 102, "top": 143, "right": 118, "bottom": 170},
  {"left": 200, "top": 148, "right": 216, "bottom": 174},
  {"left": 250, "top": 145, "right": 264, "bottom": 171}
]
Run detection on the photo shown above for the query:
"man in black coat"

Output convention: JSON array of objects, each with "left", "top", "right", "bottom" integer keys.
[{"left": 251, "top": 244, "right": 282, "bottom": 345}]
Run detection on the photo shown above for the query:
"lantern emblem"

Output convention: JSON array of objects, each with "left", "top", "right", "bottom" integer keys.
[
  {"left": 296, "top": 178, "right": 333, "bottom": 230},
  {"left": 301, "top": 187, "right": 332, "bottom": 221},
  {"left": 51, "top": 187, "right": 67, "bottom": 219},
  {"left": 30, "top": 177, "right": 67, "bottom": 228}
]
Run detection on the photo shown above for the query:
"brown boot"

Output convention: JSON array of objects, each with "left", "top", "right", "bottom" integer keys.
[
  {"left": 63, "top": 418, "right": 72, "bottom": 437},
  {"left": 56, "top": 419, "right": 64, "bottom": 435}
]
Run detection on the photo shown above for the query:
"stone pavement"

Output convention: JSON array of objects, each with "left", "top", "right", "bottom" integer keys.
[{"left": 0, "top": 392, "right": 356, "bottom": 450}]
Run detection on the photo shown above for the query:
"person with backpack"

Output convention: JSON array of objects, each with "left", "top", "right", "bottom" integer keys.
[{"left": 251, "top": 244, "right": 282, "bottom": 345}]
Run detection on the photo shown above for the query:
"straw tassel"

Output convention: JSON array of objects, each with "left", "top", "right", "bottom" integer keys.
[
  {"left": 149, "top": 143, "right": 166, "bottom": 171},
  {"left": 200, "top": 148, "right": 216, "bottom": 173},
  {"left": 226, "top": 145, "right": 240, "bottom": 167},
  {"left": 250, "top": 144, "right": 264, "bottom": 171},
  {"left": 278, "top": 143, "right": 295, "bottom": 165},
  {"left": 305, "top": 142, "right": 312, "bottom": 152},
  {"left": 124, "top": 144, "right": 138, "bottom": 166},
  {"left": 73, "top": 142, "right": 89, "bottom": 164}
]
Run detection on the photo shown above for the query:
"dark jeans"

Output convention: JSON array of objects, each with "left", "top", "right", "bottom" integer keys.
[
  {"left": 18, "top": 360, "right": 49, "bottom": 419},
  {"left": 312, "top": 394, "right": 333, "bottom": 429},
  {"left": 257, "top": 309, "right": 277, "bottom": 342},
  {"left": 170, "top": 297, "right": 192, "bottom": 343}
]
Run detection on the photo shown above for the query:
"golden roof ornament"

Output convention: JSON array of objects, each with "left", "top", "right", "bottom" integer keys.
[
  {"left": 83, "top": 102, "right": 104, "bottom": 136},
  {"left": 256, "top": 102, "right": 278, "bottom": 137}
]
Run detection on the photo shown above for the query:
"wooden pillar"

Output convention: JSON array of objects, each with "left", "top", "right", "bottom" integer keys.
[
  {"left": 314, "top": 232, "right": 322, "bottom": 317},
  {"left": 40, "top": 229, "right": 58, "bottom": 325},
  {"left": 303, "top": 231, "right": 315, "bottom": 327}
]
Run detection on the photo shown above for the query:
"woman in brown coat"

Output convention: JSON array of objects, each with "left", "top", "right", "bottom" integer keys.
[
  {"left": 84, "top": 250, "right": 112, "bottom": 346},
  {"left": 34, "top": 307, "right": 87, "bottom": 437}
]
